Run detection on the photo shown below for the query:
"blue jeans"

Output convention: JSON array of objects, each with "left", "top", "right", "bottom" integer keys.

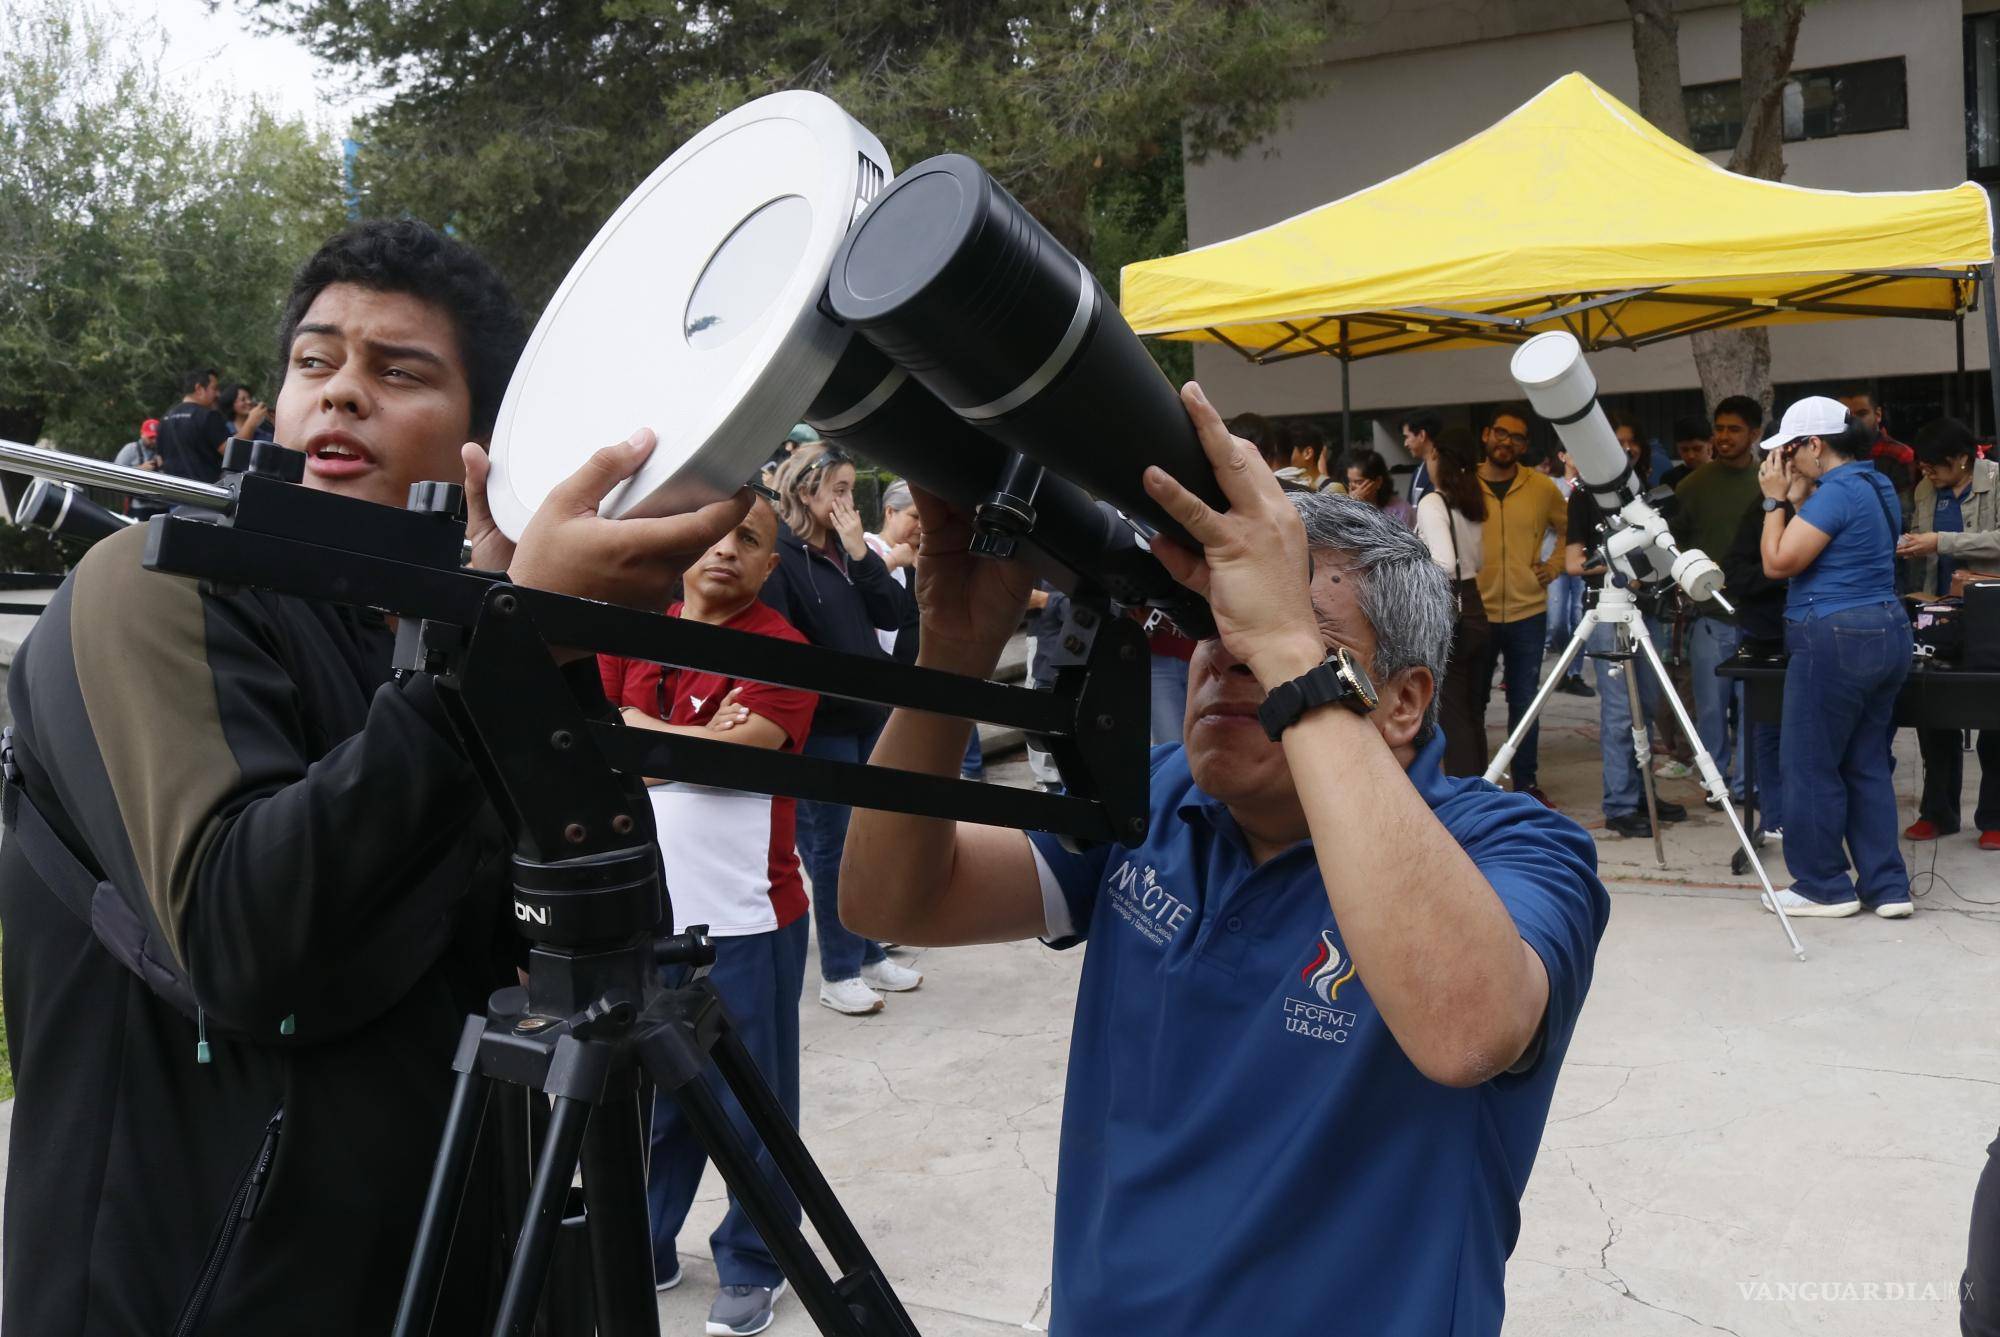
[
  {"left": 1547, "top": 575, "right": 1589, "bottom": 682},
  {"left": 648, "top": 916, "right": 809, "bottom": 1288},
  {"left": 796, "top": 730, "right": 888, "bottom": 980},
  {"left": 1480, "top": 614, "right": 1548, "bottom": 788},
  {"left": 1779, "top": 603, "right": 1912, "bottom": 907},
  {"left": 961, "top": 729, "right": 984, "bottom": 778},
  {"left": 1588, "top": 618, "right": 1663, "bottom": 817},
  {"left": 1150, "top": 655, "right": 1190, "bottom": 747},
  {"left": 1689, "top": 617, "right": 1745, "bottom": 799},
  {"left": 1752, "top": 722, "right": 1784, "bottom": 836}
]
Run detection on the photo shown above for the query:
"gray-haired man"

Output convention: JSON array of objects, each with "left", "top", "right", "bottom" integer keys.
[{"left": 839, "top": 386, "right": 1609, "bottom": 1335}]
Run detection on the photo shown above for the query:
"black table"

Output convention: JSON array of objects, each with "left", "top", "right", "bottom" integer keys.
[
  {"left": 1717, "top": 657, "right": 2000, "bottom": 731},
  {"left": 1713, "top": 656, "right": 2000, "bottom": 873}
]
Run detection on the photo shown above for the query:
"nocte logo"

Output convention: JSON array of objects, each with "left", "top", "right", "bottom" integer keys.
[{"left": 1104, "top": 859, "right": 1190, "bottom": 948}]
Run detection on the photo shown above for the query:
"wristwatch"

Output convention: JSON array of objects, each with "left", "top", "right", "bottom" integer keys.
[
  {"left": 1761, "top": 497, "right": 1787, "bottom": 513},
  {"left": 1258, "top": 646, "right": 1380, "bottom": 741}
]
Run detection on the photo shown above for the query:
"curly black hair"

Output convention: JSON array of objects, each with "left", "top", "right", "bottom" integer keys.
[{"left": 276, "top": 219, "right": 527, "bottom": 437}]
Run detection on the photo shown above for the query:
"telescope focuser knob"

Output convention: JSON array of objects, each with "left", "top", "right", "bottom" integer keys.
[
  {"left": 972, "top": 493, "right": 1036, "bottom": 560},
  {"left": 408, "top": 480, "right": 465, "bottom": 517},
  {"left": 969, "top": 525, "right": 1018, "bottom": 559}
]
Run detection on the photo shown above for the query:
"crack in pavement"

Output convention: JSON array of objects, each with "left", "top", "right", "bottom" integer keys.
[
  {"left": 1552, "top": 1094, "right": 1807, "bottom": 1152},
  {"left": 1562, "top": 1151, "right": 1745, "bottom": 1336},
  {"left": 1549, "top": 1066, "right": 1633, "bottom": 1126},
  {"left": 1806, "top": 1059, "right": 2000, "bottom": 1089}
]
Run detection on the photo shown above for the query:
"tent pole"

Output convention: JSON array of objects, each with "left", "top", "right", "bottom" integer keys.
[
  {"left": 1956, "top": 310, "right": 1967, "bottom": 428},
  {"left": 1984, "top": 266, "right": 2000, "bottom": 444},
  {"left": 1339, "top": 320, "right": 1352, "bottom": 452}
]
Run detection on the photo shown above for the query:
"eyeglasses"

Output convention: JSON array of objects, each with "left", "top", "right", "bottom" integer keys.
[
  {"left": 1489, "top": 429, "right": 1529, "bottom": 447},
  {"left": 803, "top": 446, "right": 853, "bottom": 473}
]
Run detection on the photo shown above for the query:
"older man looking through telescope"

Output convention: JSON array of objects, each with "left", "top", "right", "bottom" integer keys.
[{"left": 841, "top": 383, "right": 1610, "bottom": 1337}]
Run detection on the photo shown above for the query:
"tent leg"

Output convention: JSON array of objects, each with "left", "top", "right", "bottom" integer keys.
[
  {"left": 1339, "top": 320, "right": 1352, "bottom": 452},
  {"left": 1956, "top": 312, "right": 1968, "bottom": 428},
  {"left": 1983, "top": 267, "right": 2000, "bottom": 444}
]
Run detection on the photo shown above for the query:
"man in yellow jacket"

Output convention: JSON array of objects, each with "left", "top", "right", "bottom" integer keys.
[{"left": 1474, "top": 403, "right": 1568, "bottom": 806}]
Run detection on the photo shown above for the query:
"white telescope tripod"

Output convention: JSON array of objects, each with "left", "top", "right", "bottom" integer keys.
[{"left": 1484, "top": 581, "right": 1807, "bottom": 961}]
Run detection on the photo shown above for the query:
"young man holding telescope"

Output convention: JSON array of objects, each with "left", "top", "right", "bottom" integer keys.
[
  {"left": 842, "top": 383, "right": 1609, "bottom": 1336},
  {"left": 0, "top": 219, "right": 750, "bottom": 1336}
]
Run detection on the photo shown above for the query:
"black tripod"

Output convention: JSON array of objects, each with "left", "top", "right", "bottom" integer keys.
[
  {"left": 387, "top": 584, "right": 920, "bottom": 1337},
  {"left": 133, "top": 444, "right": 1152, "bottom": 1337}
]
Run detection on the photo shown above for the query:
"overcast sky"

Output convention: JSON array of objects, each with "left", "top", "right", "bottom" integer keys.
[{"left": 131, "top": 0, "right": 385, "bottom": 132}]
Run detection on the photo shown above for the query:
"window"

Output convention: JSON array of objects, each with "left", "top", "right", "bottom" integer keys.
[
  {"left": 1968, "top": 14, "right": 2000, "bottom": 180},
  {"left": 1683, "top": 57, "right": 1908, "bottom": 154}
]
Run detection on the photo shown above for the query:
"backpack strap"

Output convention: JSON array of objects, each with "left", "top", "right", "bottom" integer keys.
[{"left": 2, "top": 727, "right": 203, "bottom": 1021}]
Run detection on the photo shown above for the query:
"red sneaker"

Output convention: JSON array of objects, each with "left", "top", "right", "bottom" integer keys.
[
  {"left": 1904, "top": 819, "right": 1943, "bottom": 842},
  {"left": 1980, "top": 831, "right": 2000, "bottom": 852}
]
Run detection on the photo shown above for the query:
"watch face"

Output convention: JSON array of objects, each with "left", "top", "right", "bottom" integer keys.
[{"left": 1336, "top": 646, "right": 1380, "bottom": 711}]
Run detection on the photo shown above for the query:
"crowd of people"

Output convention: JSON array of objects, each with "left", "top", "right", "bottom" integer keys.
[
  {"left": 107, "top": 367, "right": 274, "bottom": 514},
  {"left": 1227, "top": 386, "right": 1995, "bottom": 919}
]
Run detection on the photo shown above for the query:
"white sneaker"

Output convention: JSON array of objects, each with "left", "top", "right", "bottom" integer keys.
[
  {"left": 818, "top": 977, "right": 885, "bottom": 1014},
  {"left": 1653, "top": 759, "right": 1694, "bottom": 780},
  {"left": 1874, "top": 901, "right": 1914, "bottom": 919},
  {"left": 656, "top": 1259, "right": 684, "bottom": 1292},
  {"left": 1760, "top": 887, "right": 1860, "bottom": 917},
  {"left": 860, "top": 958, "right": 923, "bottom": 992}
]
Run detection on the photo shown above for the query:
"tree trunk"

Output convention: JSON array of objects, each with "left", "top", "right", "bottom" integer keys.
[
  {"left": 1625, "top": 0, "right": 1691, "bottom": 143},
  {"left": 1627, "top": 0, "right": 1806, "bottom": 418}
]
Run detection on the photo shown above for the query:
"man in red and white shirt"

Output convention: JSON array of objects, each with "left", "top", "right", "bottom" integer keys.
[{"left": 598, "top": 498, "right": 817, "bottom": 1335}]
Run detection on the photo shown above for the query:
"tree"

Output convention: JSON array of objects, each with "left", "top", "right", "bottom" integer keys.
[
  {"left": 1627, "top": 0, "right": 1808, "bottom": 418},
  {"left": 0, "top": 0, "right": 347, "bottom": 455},
  {"left": 244, "top": 0, "right": 1340, "bottom": 324}
]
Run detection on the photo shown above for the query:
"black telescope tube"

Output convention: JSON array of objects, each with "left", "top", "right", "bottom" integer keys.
[
  {"left": 807, "top": 336, "right": 1214, "bottom": 634},
  {"left": 824, "top": 154, "right": 1227, "bottom": 549}
]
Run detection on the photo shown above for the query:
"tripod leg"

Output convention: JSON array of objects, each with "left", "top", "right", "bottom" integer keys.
[
  {"left": 1629, "top": 632, "right": 1806, "bottom": 960},
  {"left": 492, "top": 1095, "right": 593, "bottom": 1337},
  {"left": 670, "top": 1075, "right": 875, "bottom": 1336},
  {"left": 577, "top": 1084, "right": 661, "bottom": 1337},
  {"left": 708, "top": 1025, "right": 915, "bottom": 1333},
  {"left": 1484, "top": 611, "right": 1597, "bottom": 787},
  {"left": 393, "top": 1018, "right": 494, "bottom": 1337},
  {"left": 1617, "top": 625, "right": 1666, "bottom": 868},
  {"left": 638, "top": 992, "right": 919, "bottom": 1337}
]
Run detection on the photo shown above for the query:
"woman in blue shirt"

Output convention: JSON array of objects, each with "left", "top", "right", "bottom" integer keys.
[{"left": 1756, "top": 397, "right": 1912, "bottom": 917}]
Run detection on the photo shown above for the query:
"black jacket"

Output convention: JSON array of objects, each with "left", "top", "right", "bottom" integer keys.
[
  {"left": 0, "top": 524, "right": 522, "bottom": 1335},
  {"left": 1722, "top": 496, "right": 1788, "bottom": 654},
  {"left": 760, "top": 522, "right": 908, "bottom": 737}
]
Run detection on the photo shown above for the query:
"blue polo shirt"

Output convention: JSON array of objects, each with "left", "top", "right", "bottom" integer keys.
[
  {"left": 1027, "top": 734, "right": 1607, "bottom": 1336},
  {"left": 1788, "top": 463, "right": 1901, "bottom": 621}
]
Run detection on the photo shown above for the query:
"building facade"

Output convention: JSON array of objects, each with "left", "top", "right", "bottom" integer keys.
[{"left": 1180, "top": 0, "right": 2000, "bottom": 453}]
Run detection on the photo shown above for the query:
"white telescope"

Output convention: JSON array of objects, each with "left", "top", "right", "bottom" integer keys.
[{"left": 1509, "top": 331, "right": 1727, "bottom": 607}]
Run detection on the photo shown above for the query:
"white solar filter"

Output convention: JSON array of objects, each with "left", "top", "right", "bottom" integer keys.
[{"left": 485, "top": 91, "right": 891, "bottom": 539}]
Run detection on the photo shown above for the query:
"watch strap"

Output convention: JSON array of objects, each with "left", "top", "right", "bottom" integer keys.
[{"left": 1258, "top": 657, "right": 1354, "bottom": 741}]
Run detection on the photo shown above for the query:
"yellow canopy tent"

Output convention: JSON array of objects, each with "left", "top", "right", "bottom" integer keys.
[{"left": 1120, "top": 71, "right": 1997, "bottom": 432}]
